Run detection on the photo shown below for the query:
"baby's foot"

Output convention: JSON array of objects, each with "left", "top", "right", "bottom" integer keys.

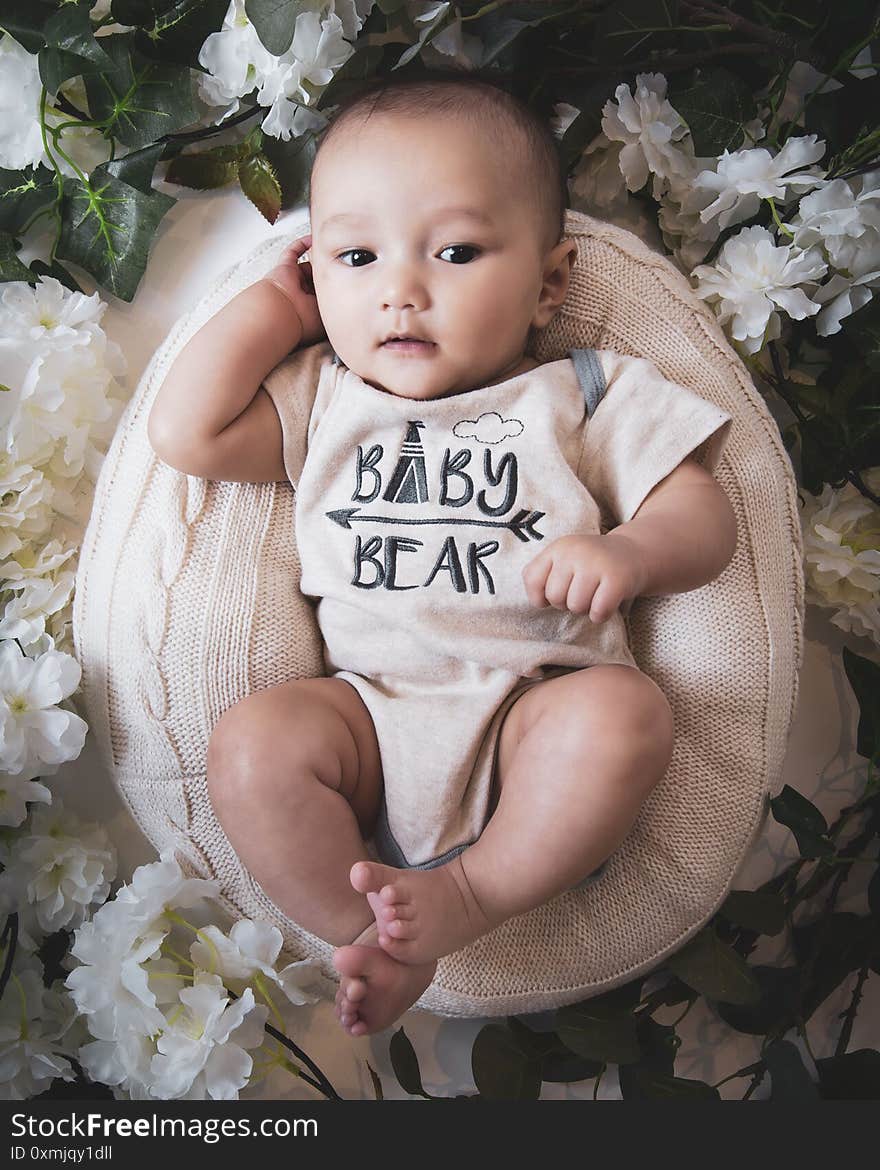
[
  {"left": 333, "top": 927, "right": 436, "bottom": 1037},
  {"left": 350, "top": 858, "right": 498, "bottom": 966}
]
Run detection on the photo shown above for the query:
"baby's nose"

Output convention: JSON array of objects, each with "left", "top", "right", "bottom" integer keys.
[{"left": 382, "top": 266, "right": 429, "bottom": 312}]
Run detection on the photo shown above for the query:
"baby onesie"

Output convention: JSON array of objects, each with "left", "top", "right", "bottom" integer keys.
[{"left": 263, "top": 343, "right": 732, "bottom": 870}]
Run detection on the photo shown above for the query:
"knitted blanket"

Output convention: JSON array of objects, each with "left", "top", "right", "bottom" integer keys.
[{"left": 72, "top": 209, "right": 804, "bottom": 1017}]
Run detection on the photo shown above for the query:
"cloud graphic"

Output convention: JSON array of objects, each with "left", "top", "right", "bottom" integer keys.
[{"left": 452, "top": 412, "right": 524, "bottom": 445}]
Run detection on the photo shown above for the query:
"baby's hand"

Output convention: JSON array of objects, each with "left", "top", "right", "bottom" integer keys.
[
  {"left": 522, "top": 533, "right": 645, "bottom": 622},
  {"left": 264, "top": 234, "right": 325, "bottom": 347}
]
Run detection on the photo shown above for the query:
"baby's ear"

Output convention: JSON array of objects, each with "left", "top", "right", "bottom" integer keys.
[{"left": 533, "top": 238, "right": 578, "bottom": 329}]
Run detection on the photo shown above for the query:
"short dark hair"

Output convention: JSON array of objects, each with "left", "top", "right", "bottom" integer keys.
[{"left": 310, "top": 69, "right": 568, "bottom": 252}]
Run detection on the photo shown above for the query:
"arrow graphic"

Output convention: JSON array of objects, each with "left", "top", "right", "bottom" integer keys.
[{"left": 326, "top": 506, "right": 545, "bottom": 542}]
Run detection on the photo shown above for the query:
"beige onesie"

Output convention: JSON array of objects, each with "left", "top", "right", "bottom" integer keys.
[{"left": 263, "top": 342, "right": 732, "bottom": 871}]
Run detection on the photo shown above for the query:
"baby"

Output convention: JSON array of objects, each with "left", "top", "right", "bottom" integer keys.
[{"left": 148, "top": 73, "right": 736, "bottom": 1037}]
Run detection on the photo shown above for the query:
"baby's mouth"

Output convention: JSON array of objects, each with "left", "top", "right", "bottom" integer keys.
[{"left": 380, "top": 337, "right": 436, "bottom": 354}]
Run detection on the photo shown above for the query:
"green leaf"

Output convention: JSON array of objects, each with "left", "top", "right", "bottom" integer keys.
[
  {"left": 770, "top": 785, "right": 834, "bottom": 859},
  {"left": 239, "top": 152, "right": 281, "bottom": 223},
  {"left": 869, "top": 866, "right": 880, "bottom": 920},
  {"left": 261, "top": 128, "right": 317, "bottom": 210},
  {"left": 556, "top": 998, "right": 642, "bottom": 1065},
  {"left": 715, "top": 965, "right": 801, "bottom": 1037},
  {"left": 39, "top": 4, "right": 115, "bottom": 95},
  {"left": 793, "top": 913, "right": 875, "bottom": 1021},
  {"left": 83, "top": 32, "right": 198, "bottom": 149},
  {"left": 365, "top": 1061, "right": 383, "bottom": 1101},
  {"left": 844, "top": 295, "right": 880, "bottom": 376},
  {"left": 56, "top": 172, "right": 174, "bottom": 301},
  {"left": 817, "top": 1050, "right": 880, "bottom": 1099},
  {"left": 0, "top": 0, "right": 57, "bottom": 53},
  {"left": 720, "top": 889, "right": 787, "bottom": 936},
  {"left": 0, "top": 231, "right": 35, "bottom": 284},
  {"left": 644, "top": 977, "right": 694, "bottom": 1009},
  {"left": 99, "top": 142, "right": 167, "bottom": 195},
  {"left": 619, "top": 1067, "right": 720, "bottom": 1100},
  {"left": 506, "top": 1017, "right": 603, "bottom": 1083},
  {"left": 388, "top": 1027, "right": 430, "bottom": 1099},
  {"left": 112, "top": 0, "right": 230, "bottom": 66},
  {"left": 842, "top": 648, "right": 880, "bottom": 763},
  {"left": 666, "top": 928, "right": 762, "bottom": 1005},
  {"left": 317, "top": 43, "right": 384, "bottom": 111},
  {"left": 245, "top": 0, "right": 306, "bottom": 56},
  {"left": 471, "top": 1024, "right": 541, "bottom": 1100},
  {"left": 29, "top": 258, "right": 84, "bottom": 293},
  {"left": 632, "top": 1016, "right": 679, "bottom": 1076},
  {"left": 672, "top": 67, "right": 756, "bottom": 156},
  {"left": 165, "top": 144, "right": 244, "bottom": 190},
  {"left": 0, "top": 165, "right": 57, "bottom": 235},
  {"left": 474, "top": 13, "right": 533, "bottom": 69},
  {"left": 393, "top": 3, "right": 450, "bottom": 71},
  {"left": 765, "top": 1040, "right": 820, "bottom": 1101}
]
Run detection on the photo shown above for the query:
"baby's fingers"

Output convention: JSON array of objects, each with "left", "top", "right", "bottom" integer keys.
[
  {"left": 565, "top": 571, "right": 599, "bottom": 615},
  {"left": 543, "top": 562, "right": 575, "bottom": 610},
  {"left": 589, "top": 574, "right": 626, "bottom": 624},
  {"left": 279, "top": 235, "right": 312, "bottom": 263},
  {"left": 522, "top": 551, "right": 552, "bottom": 608}
]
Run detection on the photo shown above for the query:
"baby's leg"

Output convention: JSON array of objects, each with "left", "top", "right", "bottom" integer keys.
[
  {"left": 206, "top": 677, "right": 435, "bottom": 1033},
  {"left": 351, "top": 664, "right": 674, "bottom": 966}
]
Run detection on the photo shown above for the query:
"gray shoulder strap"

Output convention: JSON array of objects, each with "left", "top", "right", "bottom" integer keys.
[{"left": 568, "top": 348, "right": 607, "bottom": 417}]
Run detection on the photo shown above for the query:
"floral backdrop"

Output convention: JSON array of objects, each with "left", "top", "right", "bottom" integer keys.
[{"left": 0, "top": 1, "right": 878, "bottom": 1101}]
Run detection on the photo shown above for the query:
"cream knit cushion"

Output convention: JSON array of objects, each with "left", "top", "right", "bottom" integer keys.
[{"left": 72, "top": 209, "right": 804, "bottom": 1017}]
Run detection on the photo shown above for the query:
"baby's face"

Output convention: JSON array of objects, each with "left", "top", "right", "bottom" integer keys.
[{"left": 309, "top": 113, "right": 564, "bottom": 400}]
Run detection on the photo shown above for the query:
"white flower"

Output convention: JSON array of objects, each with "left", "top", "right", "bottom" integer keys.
[
  {"left": 680, "top": 136, "right": 826, "bottom": 234},
  {"left": 0, "top": 34, "right": 45, "bottom": 170},
  {"left": 692, "top": 224, "right": 827, "bottom": 353},
  {"left": 66, "top": 851, "right": 220, "bottom": 1041},
  {"left": 601, "top": 73, "right": 694, "bottom": 197},
  {"left": 788, "top": 173, "right": 880, "bottom": 272},
  {"left": 78, "top": 1030, "right": 157, "bottom": 1099},
  {"left": 785, "top": 173, "right": 880, "bottom": 334},
  {"left": 0, "top": 800, "right": 116, "bottom": 933},
  {"left": 149, "top": 975, "right": 268, "bottom": 1100},
  {"left": 0, "top": 639, "right": 87, "bottom": 781},
  {"left": 199, "top": 1, "right": 346, "bottom": 140},
  {"left": 0, "top": 961, "right": 77, "bottom": 1100},
  {"left": 0, "top": 460, "right": 54, "bottom": 558},
  {"left": 0, "top": 563, "right": 75, "bottom": 646},
  {"left": 115, "top": 850, "right": 221, "bottom": 924},
  {"left": 257, "top": 11, "right": 352, "bottom": 140},
  {"left": 0, "top": 315, "right": 124, "bottom": 481},
  {"left": 331, "top": 0, "right": 375, "bottom": 41},
  {"left": 190, "top": 919, "right": 322, "bottom": 1006},
  {"left": 0, "top": 35, "right": 111, "bottom": 174},
  {"left": 800, "top": 473, "right": 880, "bottom": 643},
  {"left": 198, "top": 0, "right": 276, "bottom": 120},
  {"left": 0, "top": 770, "right": 51, "bottom": 829},
  {"left": 0, "top": 278, "right": 109, "bottom": 350}
]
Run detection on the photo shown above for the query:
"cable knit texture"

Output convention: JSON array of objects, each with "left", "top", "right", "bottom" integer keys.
[{"left": 72, "top": 210, "right": 804, "bottom": 1017}]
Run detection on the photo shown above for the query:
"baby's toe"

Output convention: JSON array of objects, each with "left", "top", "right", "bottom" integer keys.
[
  {"left": 345, "top": 977, "right": 368, "bottom": 1003},
  {"left": 381, "top": 882, "right": 413, "bottom": 908},
  {"left": 386, "top": 918, "right": 417, "bottom": 939}
]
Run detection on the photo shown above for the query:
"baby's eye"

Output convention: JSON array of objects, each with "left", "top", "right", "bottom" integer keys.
[
  {"left": 438, "top": 244, "right": 480, "bottom": 264},
  {"left": 337, "top": 249, "right": 375, "bottom": 267}
]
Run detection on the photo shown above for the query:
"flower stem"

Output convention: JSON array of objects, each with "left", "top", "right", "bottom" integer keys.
[
  {"left": 765, "top": 196, "right": 795, "bottom": 240},
  {"left": 835, "top": 961, "right": 870, "bottom": 1057},
  {"left": 0, "top": 913, "right": 19, "bottom": 1002},
  {"left": 38, "top": 87, "right": 65, "bottom": 262}
]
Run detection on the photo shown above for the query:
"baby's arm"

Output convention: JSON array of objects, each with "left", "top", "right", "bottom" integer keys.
[
  {"left": 523, "top": 457, "right": 736, "bottom": 621},
  {"left": 148, "top": 236, "right": 323, "bottom": 482}
]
